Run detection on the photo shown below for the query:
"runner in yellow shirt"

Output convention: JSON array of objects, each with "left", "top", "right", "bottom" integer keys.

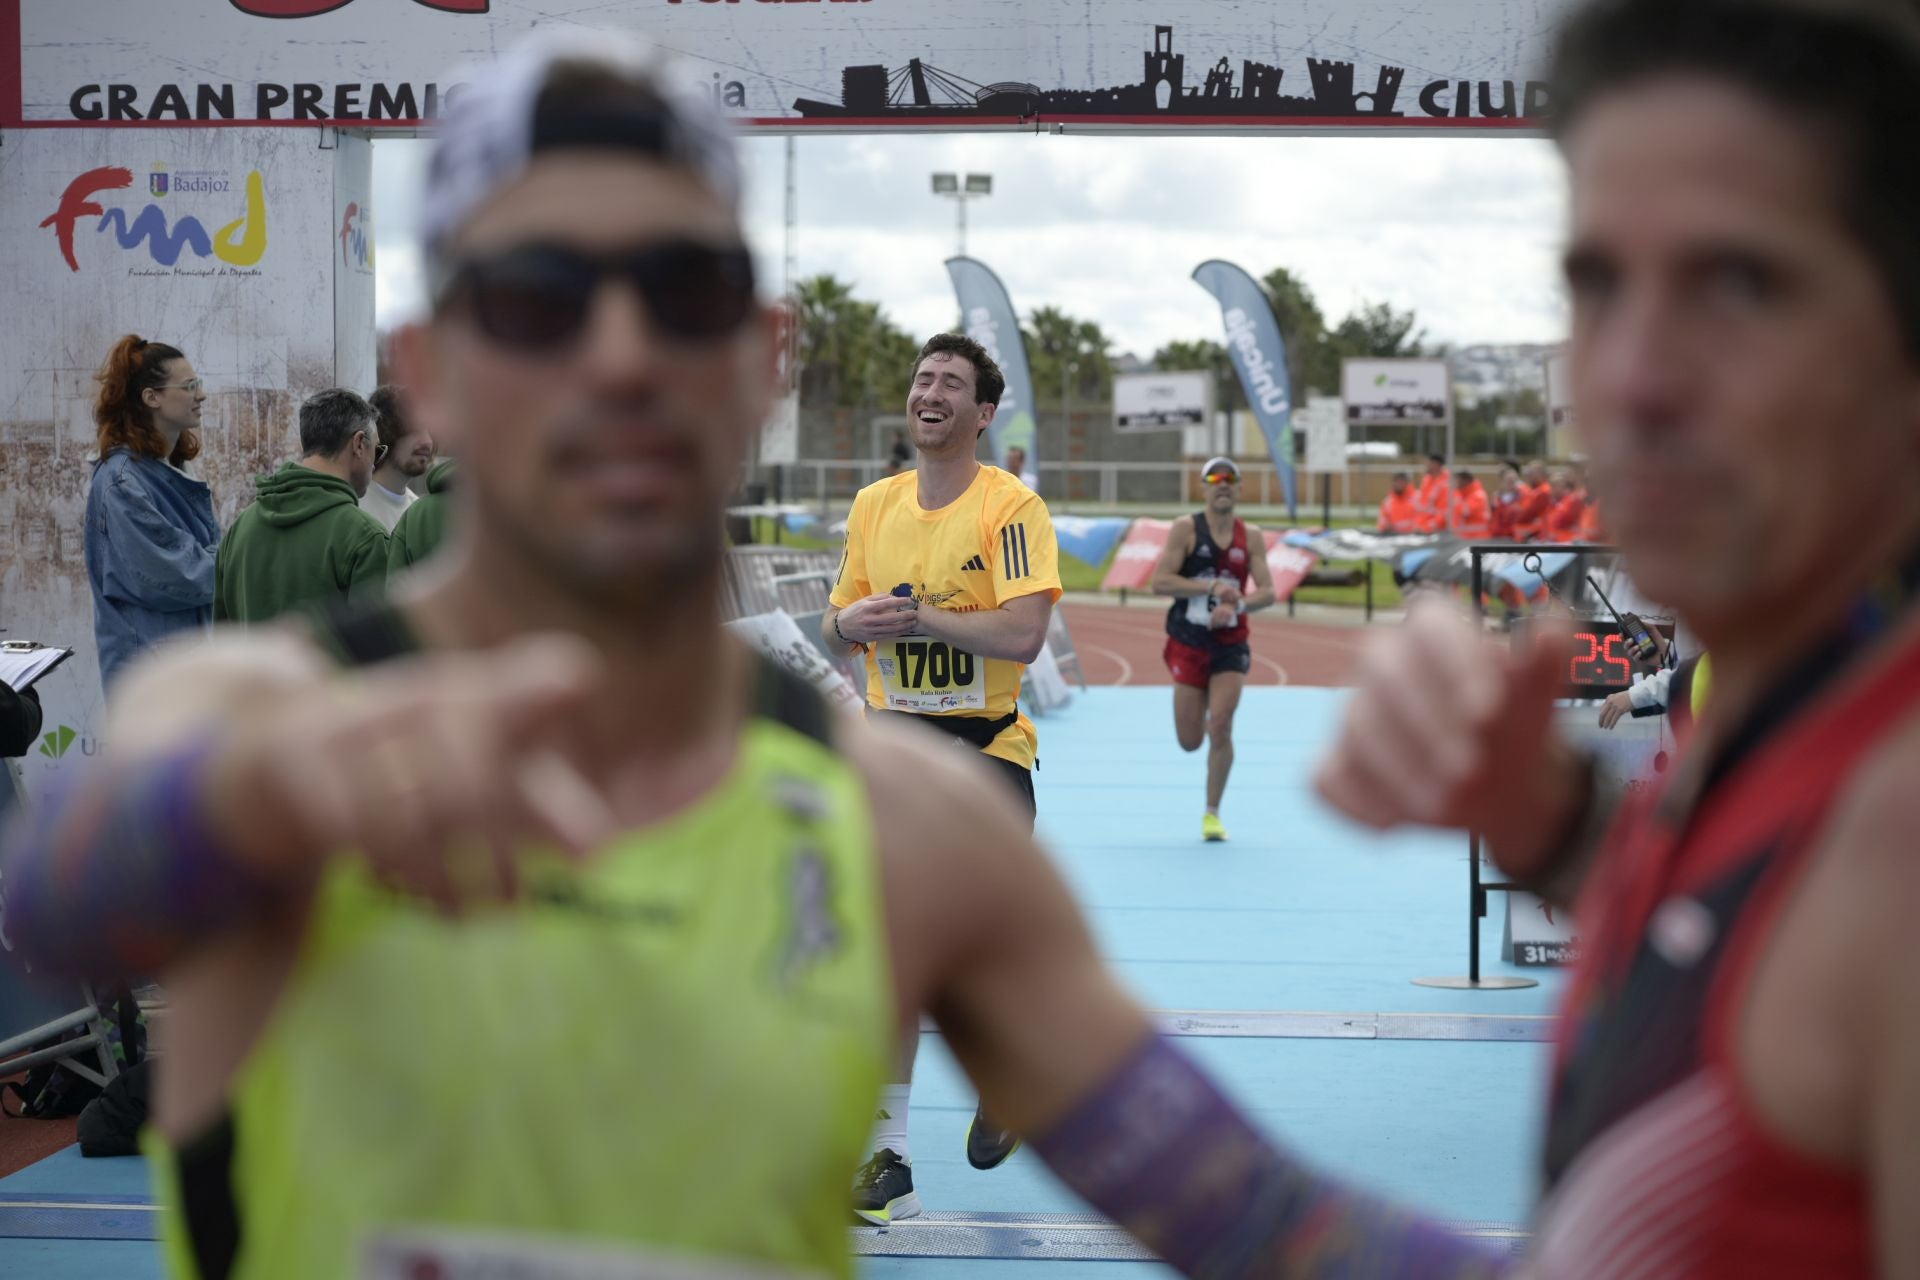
[{"left": 826, "top": 332, "right": 1061, "bottom": 1222}]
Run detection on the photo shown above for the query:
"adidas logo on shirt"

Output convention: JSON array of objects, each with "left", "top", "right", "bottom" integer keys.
[{"left": 960, "top": 555, "right": 986, "bottom": 572}]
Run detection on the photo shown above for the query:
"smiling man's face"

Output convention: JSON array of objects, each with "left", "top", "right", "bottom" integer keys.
[{"left": 907, "top": 352, "right": 993, "bottom": 458}]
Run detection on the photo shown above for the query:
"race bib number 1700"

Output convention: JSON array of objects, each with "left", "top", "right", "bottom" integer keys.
[{"left": 875, "top": 638, "right": 986, "bottom": 713}]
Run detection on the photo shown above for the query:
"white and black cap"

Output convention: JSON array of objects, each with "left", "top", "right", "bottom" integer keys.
[
  {"left": 419, "top": 31, "right": 742, "bottom": 273},
  {"left": 1201, "top": 456, "right": 1241, "bottom": 481}
]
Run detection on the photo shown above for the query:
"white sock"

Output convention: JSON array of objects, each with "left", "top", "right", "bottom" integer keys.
[{"left": 870, "top": 1083, "right": 912, "bottom": 1164}]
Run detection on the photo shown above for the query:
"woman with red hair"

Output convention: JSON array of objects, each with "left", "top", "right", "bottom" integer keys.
[{"left": 83, "top": 335, "right": 220, "bottom": 692}]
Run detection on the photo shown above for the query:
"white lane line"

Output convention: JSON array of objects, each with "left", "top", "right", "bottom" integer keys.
[
  {"left": 1076, "top": 640, "right": 1134, "bottom": 687},
  {"left": 1250, "top": 651, "right": 1290, "bottom": 685}
]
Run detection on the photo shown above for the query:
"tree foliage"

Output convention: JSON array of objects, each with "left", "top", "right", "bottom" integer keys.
[
  {"left": 794, "top": 274, "right": 921, "bottom": 410},
  {"left": 1023, "top": 305, "right": 1113, "bottom": 404}
]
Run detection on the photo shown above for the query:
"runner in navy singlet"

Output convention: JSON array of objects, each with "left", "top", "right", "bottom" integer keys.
[{"left": 1151, "top": 457, "right": 1276, "bottom": 842}]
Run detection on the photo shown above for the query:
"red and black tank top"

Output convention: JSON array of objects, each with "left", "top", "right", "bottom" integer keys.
[
  {"left": 1164, "top": 514, "right": 1251, "bottom": 648},
  {"left": 1532, "top": 547, "right": 1920, "bottom": 1278}
]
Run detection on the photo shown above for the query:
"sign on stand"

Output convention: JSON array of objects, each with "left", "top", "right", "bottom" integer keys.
[
  {"left": 760, "top": 393, "right": 799, "bottom": 467},
  {"left": 1115, "top": 372, "right": 1213, "bottom": 433},
  {"left": 1546, "top": 349, "right": 1578, "bottom": 458},
  {"left": 1299, "top": 396, "right": 1348, "bottom": 474},
  {"left": 1342, "top": 357, "right": 1456, "bottom": 464},
  {"left": 1506, "top": 893, "right": 1578, "bottom": 967},
  {"left": 1341, "top": 359, "right": 1452, "bottom": 425},
  {"left": 1505, "top": 704, "right": 1670, "bottom": 967}
]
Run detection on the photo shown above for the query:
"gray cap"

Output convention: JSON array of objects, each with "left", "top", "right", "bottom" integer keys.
[
  {"left": 419, "top": 31, "right": 742, "bottom": 271},
  {"left": 1201, "top": 456, "right": 1240, "bottom": 480}
]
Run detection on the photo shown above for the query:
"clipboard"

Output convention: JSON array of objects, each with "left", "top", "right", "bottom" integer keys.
[{"left": 0, "top": 642, "right": 74, "bottom": 693}]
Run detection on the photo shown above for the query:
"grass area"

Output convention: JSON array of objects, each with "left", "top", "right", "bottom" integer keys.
[{"left": 1290, "top": 558, "right": 1404, "bottom": 611}]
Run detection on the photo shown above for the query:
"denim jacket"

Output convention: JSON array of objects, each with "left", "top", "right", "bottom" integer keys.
[{"left": 84, "top": 449, "right": 220, "bottom": 693}]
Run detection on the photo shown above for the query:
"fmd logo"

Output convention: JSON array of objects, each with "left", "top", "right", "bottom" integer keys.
[
  {"left": 40, "top": 166, "right": 269, "bottom": 273},
  {"left": 339, "top": 202, "right": 374, "bottom": 273},
  {"left": 229, "top": 0, "right": 488, "bottom": 15}
]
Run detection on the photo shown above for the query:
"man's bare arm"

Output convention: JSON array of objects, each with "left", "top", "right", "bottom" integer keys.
[
  {"left": 857, "top": 724, "right": 1507, "bottom": 1278},
  {"left": 1241, "top": 525, "right": 1279, "bottom": 612},
  {"left": 1151, "top": 522, "right": 1211, "bottom": 598},
  {"left": 0, "top": 628, "right": 610, "bottom": 979},
  {"left": 913, "top": 592, "right": 1052, "bottom": 664}
]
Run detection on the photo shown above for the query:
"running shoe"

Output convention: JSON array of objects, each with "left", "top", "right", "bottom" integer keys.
[
  {"left": 965, "top": 1103, "right": 1020, "bottom": 1170},
  {"left": 1202, "top": 813, "right": 1228, "bottom": 842},
  {"left": 852, "top": 1148, "right": 921, "bottom": 1225}
]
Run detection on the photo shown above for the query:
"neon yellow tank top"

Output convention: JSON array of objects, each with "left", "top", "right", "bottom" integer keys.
[{"left": 149, "top": 702, "right": 891, "bottom": 1280}]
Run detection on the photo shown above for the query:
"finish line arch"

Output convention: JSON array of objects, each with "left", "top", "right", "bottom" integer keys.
[{"left": 0, "top": 0, "right": 1562, "bottom": 790}]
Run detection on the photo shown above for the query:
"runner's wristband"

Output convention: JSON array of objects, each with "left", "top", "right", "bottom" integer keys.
[{"left": 832, "top": 611, "right": 864, "bottom": 651}]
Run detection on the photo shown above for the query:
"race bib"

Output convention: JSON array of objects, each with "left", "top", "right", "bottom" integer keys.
[
  {"left": 875, "top": 636, "right": 986, "bottom": 713},
  {"left": 1185, "top": 590, "right": 1245, "bottom": 628},
  {"left": 361, "top": 1230, "right": 818, "bottom": 1280}
]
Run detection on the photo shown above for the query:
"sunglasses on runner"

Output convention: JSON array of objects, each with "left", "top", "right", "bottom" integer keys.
[
  {"left": 1202, "top": 469, "right": 1239, "bottom": 486},
  {"left": 433, "top": 239, "right": 757, "bottom": 352}
]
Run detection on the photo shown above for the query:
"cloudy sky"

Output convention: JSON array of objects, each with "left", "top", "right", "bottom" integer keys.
[{"left": 373, "top": 131, "right": 1571, "bottom": 359}]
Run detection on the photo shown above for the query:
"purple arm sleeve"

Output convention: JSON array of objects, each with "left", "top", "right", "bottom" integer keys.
[
  {"left": 0, "top": 739, "right": 284, "bottom": 980},
  {"left": 1032, "top": 1035, "right": 1513, "bottom": 1279}
]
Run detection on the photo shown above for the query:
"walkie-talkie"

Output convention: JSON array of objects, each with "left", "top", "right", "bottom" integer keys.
[{"left": 1586, "top": 575, "right": 1662, "bottom": 667}]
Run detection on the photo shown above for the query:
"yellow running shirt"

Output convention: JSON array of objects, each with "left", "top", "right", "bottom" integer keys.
[{"left": 831, "top": 467, "right": 1061, "bottom": 769}]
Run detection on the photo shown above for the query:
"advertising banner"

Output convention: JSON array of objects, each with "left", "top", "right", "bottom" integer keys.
[
  {"left": 1114, "top": 371, "right": 1211, "bottom": 433},
  {"left": 1192, "top": 260, "right": 1296, "bottom": 512},
  {"left": 945, "top": 257, "right": 1035, "bottom": 465},
  {"left": 10, "top": 1, "right": 1568, "bottom": 132},
  {"left": 1341, "top": 358, "right": 1452, "bottom": 425},
  {"left": 1100, "top": 518, "right": 1175, "bottom": 592},
  {"left": 0, "top": 127, "right": 360, "bottom": 793},
  {"left": 1051, "top": 515, "right": 1132, "bottom": 568}
]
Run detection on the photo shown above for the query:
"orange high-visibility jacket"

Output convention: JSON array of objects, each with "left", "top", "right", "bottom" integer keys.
[
  {"left": 1449, "top": 480, "right": 1492, "bottom": 539},
  {"left": 1510, "top": 482, "right": 1555, "bottom": 541},
  {"left": 1415, "top": 472, "right": 1451, "bottom": 533},
  {"left": 1378, "top": 490, "right": 1423, "bottom": 534},
  {"left": 1546, "top": 492, "right": 1588, "bottom": 543}
]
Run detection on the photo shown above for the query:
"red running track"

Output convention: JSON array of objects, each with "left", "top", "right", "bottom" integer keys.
[{"left": 1059, "top": 602, "right": 1367, "bottom": 688}]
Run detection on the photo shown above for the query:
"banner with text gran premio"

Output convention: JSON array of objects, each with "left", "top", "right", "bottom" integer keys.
[
  {"left": 1192, "top": 259, "right": 1297, "bottom": 512},
  {"left": 7, "top": 1, "right": 1570, "bottom": 131},
  {"left": 0, "top": 128, "right": 361, "bottom": 794},
  {"left": 946, "top": 257, "right": 1036, "bottom": 466}
]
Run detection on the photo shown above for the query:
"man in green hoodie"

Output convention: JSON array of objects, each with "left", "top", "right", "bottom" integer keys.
[
  {"left": 388, "top": 455, "right": 453, "bottom": 572},
  {"left": 214, "top": 387, "right": 389, "bottom": 623}
]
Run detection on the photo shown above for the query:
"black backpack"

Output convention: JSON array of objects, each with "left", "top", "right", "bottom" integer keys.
[{"left": 1, "top": 985, "right": 146, "bottom": 1121}]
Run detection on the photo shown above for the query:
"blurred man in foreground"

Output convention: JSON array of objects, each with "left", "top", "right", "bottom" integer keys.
[{"left": 1320, "top": 0, "right": 1920, "bottom": 1271}]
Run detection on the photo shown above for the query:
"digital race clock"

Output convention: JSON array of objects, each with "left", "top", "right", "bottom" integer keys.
[{"left": 1510, "top": 615, "right": 1677, "bottom": 701}]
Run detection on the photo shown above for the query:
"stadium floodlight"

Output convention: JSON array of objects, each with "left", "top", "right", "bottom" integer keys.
[{"left": 931, "top": 171, "right": 992, "bottom": 258}]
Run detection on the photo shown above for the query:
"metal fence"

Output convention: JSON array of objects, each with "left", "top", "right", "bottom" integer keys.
[{"left": 756, "top": 457, "right": 1469, "bottom": 516}]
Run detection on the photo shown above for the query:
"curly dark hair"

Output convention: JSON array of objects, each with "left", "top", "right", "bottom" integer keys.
[{"left": 912, "top": 332, "right": 1006, "bottom": 407}]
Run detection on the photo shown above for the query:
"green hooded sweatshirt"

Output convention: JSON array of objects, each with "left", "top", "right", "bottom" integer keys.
[
  {"left": 214, "top": 462, "right": 390, "bottom": 625},
  {"left": 389, "top": 459, "right": 454, "bottom": 573}
]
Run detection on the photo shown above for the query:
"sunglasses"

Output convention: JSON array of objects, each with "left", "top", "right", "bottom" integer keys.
[
  {"left": 434, "top": 240, "right": 757, "bottom": 352},
  {"left": 1203, "top": 471, "right": 1239, "bottom": 486}
]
